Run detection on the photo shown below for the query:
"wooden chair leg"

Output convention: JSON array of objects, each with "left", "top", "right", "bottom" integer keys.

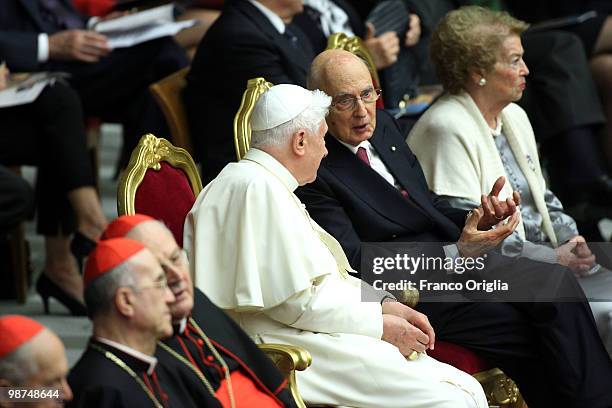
[{"left": 8, "top": 223, "right": 28, "bottom": 303}]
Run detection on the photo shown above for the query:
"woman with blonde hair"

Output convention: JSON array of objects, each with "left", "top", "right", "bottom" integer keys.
[{"left": 408, "top": 5, "right": 612, "bottom": 356}]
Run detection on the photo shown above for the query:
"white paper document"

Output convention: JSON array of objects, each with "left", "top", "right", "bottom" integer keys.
[
  {"left": 95, "top": 3, "right": 175, "bottom": 33},
  {"left": 0, "top": 72, "right": 67, "bottom": 108},
  {"left": 104, "top": 19, "right": 197, "bottom": 48},
  {"left": 94, "top": 3, "right": 197, "bottom": 48}
]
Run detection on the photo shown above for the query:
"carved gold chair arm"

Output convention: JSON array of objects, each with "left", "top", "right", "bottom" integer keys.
[
  {"left": 397, "top": 288, "right": 420, "bottom": 308},
  {"left": 473, "top": 368, "right": 524, "bottom": 408},
  {"left": 258, "top": 343, "right": 312, "bottom": 408}
]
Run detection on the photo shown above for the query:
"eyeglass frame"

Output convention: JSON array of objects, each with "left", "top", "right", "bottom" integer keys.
[
  {"left": 131, "top": 274, "right": 169, "bottom": 292},
  {"left": 330, "top": 87, "right": 382, "bottom": 112}
]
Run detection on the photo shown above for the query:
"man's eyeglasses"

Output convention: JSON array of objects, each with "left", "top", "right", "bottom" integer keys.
[
  {"left": 331, "top": 88, "right": 381, "bottom": 111},
  {"left": 135, "top": 276, "right": 169, "bottom": 292}
]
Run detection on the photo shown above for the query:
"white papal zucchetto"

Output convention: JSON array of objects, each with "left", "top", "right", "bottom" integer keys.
[{"left": 251, "top": 84, "right": 315, "bottom": 131}]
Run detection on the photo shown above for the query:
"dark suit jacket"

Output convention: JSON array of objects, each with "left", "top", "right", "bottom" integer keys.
[
  {"left": 297, "top": 109, "right": 467, "bottom": 273},
  {"left": 162, "top": 288, "right": 297, "bottom": 407},
  {"left": 0, "top": 0, "right": 88, "bottom": 71},
  {"left": 184, "top": 0, "right": 314, "bottom": 183},
  {"left": 292, "top": 0, "right": 365, "bottom": 54}
]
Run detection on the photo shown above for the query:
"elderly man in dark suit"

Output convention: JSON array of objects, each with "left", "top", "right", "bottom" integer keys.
[
  {"left": 0, "top": 0, "right": 189, "bottom": 168},
  {"left": 185, "top": 0, "right": 314, "bottom": 183},
  {"left": 297, "top": 49, "right": 612, "bottom": 408}
]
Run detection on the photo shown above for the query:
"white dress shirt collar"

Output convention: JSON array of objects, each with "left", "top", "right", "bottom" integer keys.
[
  {"left": 249, "top": 0, "right": 286, "bottom": 34},
  {"left": 176, "top": 317, "right": 188, "bottom": 335},
  {"left": 95, "top": 337, "right": 158, "bottom": 375},
  {"left": 336, "top": 138, "right": 371, "bottom": 155},
  {"left": 336, "top": 137, "right": 400, "bottom": 188}
]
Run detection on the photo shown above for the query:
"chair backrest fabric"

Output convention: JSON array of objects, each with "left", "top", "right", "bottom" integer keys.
[{"left": 117, "top": 134, "right": 203, "bottom": 246}]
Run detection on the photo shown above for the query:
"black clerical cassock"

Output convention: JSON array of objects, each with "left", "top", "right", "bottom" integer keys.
[{"left": 161, "top": 289, "right": 297, "bottom": 407}]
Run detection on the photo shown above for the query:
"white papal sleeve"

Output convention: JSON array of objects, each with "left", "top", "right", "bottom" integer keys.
[{"left": 264, "top": 274, "right": 383, "bottom": 339}]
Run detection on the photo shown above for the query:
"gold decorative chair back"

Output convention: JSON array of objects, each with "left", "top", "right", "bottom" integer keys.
[
  {"left": 117, "top": 133, "right": 202, "bottom": 249},
  {"left": 233, "top": 77, "right": 273, "bottom": 161},
  {"left": 327, "top": 32, "right": 381, "bottom": 89},
  {"left": 118, "top": 133, "right": 202, "bottom": 214},
  {"left": 149, "top": 67, "right": 194, "bottom": 154}
]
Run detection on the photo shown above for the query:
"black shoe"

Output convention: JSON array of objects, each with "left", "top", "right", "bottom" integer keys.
[
  {"left": 36, "top": 273, "right": 87, "bottom": 316},
  {"left": 70, "top": 231, "right": 97, "bottom": 274}
]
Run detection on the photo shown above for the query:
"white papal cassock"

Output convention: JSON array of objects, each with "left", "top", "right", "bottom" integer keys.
[{"left": 184, "top": 148, "right": 487, "bottom": 408}]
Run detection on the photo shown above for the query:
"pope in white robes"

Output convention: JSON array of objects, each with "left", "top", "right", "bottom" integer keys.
[{"left": 184, "top": 84, "right": 487, "bottom": 408}]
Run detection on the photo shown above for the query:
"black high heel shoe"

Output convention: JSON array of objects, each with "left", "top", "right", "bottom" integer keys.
[
  {"left": 70, "top": 231, "right": 97, "bottom": 274},
  {"left": 36, "top": 273, "right": 87, "bottom": 316}
]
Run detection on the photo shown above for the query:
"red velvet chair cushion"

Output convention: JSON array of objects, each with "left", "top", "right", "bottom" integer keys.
[
  {"left": 134, "top": 162, "right": 195, "bottom": 247},
  {"left": 429, "top": 341, "right": 491, "bottom": 375}
]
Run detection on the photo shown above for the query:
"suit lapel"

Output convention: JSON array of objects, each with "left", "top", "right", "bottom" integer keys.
[
  {"left": 323, "top": 111, "right": 462, "bottom": 237},
  {"left": 324, "top": 129, "right": 428, "bottom": 230},
  {"left": 369, "top": 119, "right": 464, "bottom": 236},
  {"left": 233, "top": 0, "right": 312, "bottom": 79},
  {"left": 369, "top": 122, "right": 436, "bottom": 214},
  {"left": 18, "top": 0, "right": 45, "bottom": 30}
]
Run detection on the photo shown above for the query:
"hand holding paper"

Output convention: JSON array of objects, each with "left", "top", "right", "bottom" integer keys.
[{"left": 93, "top": 3, "right": 197, "bottom": 49}]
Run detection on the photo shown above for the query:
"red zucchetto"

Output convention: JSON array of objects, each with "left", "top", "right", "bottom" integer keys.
[
  {"left": 84, "top": 238, "right": 146, "bottom": 287},
  {"left": 100, "top": 214, "right": 156, "bottom": 240},
  {"left": 0, "top": 315, "right": 45, "bottom": 358}
]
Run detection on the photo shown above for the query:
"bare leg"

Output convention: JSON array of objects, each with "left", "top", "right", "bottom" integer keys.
[
  {"left": 44, "top": 236, "right": 84, "bottom": 303},
  {"left": 593, "top": 17, "right": 612, "bottom": 54},
  {"left": 67, "top": 186, "right": 107, "bottom": 240}
]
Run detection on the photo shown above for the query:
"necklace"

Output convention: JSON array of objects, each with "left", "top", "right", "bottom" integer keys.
[
  {"left": 158, "top": 319, "right": 236, "bottom": 408},
  {"left": 156, "top": 342, "right": 215, "bottom": 395},
  {"left": 89, "top": 343, "right": 163, "bottom": 408},
  {"left": 188, "top": 318, "right": 236, "bottom": 408}
]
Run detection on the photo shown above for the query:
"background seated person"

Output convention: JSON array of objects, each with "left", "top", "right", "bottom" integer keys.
[
  {"left": 184, "top": 0, "right": 315, "bottom": 183},
  {"left": 0, "top": 65, "right": 108, "bottom": 316},
  {"left": 0, "top": 0, "right": 189, "bottom": 169},
  {"left": 505, "top": 0, "right": 612, "bottom": 167},
  {"left": 70, "top": 0, "right": 221, "bottom": 58}
]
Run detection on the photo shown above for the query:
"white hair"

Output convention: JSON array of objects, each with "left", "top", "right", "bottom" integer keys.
[
  {"left": 0, "top": 341, "right": 38, "bottom": 385},
  {"left": 251, "top": 89, "right": 331, "bottom": 147},
  {"left": 126, "top": 220, "right": 173, "bottom": 242},
  {"left": 84, "top": 262, "right": 138, "bottom": 318}
]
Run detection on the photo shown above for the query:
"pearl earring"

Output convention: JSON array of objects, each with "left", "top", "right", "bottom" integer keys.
[{"left": 478, "top": 78, "right": 487, "bottom": 86}]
